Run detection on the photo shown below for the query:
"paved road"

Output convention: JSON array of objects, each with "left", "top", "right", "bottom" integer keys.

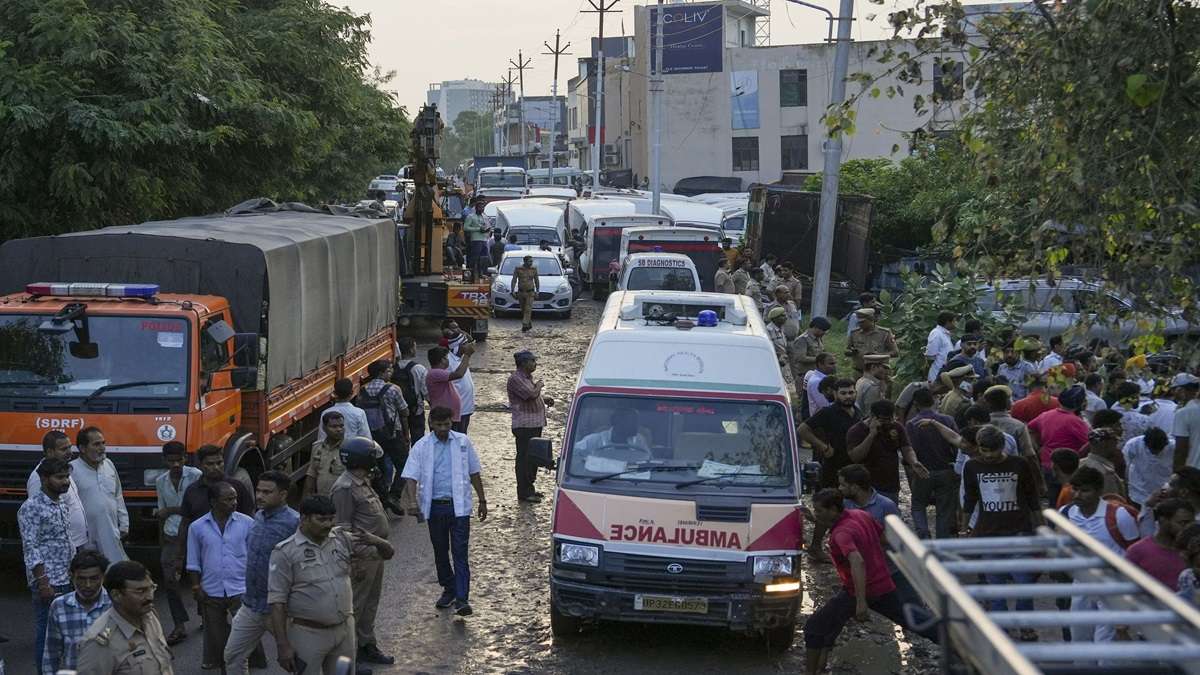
[{"left": 0, "top": 298, "right": 936, "bottom": 674}]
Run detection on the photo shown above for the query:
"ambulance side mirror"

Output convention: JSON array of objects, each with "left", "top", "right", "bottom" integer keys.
[{"left": 529, "top": 438, "right": 556, "bottom": 469}]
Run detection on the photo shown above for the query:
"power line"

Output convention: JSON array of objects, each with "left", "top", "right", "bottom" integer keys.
[
  {"left": 508, "top": 50, "right": 533, "bottom": 157},
  {"left": 543, "top": 29, "right": 573, "bottom": 175},
  {"left": 582, "top": 0, "right": 621, "bottom": 189}
]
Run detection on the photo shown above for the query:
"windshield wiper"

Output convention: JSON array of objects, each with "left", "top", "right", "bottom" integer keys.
[
  {"left": 675, "top": 471, "right": 779, "bottom": 489},
  {"left": 590, "top": 464, "right": 699, "bottom": 484},
  {"left": 81, "top": 380, "right": 179, "bottom": 405}
]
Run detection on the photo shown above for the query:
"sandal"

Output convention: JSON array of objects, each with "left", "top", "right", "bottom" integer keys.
[{"left": 166, "top": 627, "right": 188, "bottom": 646}]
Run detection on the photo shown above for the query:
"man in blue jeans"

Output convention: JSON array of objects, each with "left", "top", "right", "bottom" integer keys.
[{"left": 401, "top": 406, "right": 489, "bottom": 616}]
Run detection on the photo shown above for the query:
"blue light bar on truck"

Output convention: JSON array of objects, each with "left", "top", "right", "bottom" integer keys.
[{"left": 26, "top": 282, "right": 159, "bottom": 299}]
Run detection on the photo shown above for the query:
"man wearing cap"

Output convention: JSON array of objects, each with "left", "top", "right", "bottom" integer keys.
[
  {"left": 846, "top": 309, "right": 898, "bottom": 374},
  {"left": 937, "top": 365, "right": 977, "bottom": 423},
  {"left": 924, "top": 311, "right": 958, "bottom": 383},
  {"left": 856, "top": 356, "right": 890, "bottom": 413},
  {"left": 791, "top": 318, "right": 831, "bottom": 418},
  {"left": 507, "top": 351, "right": 554, "bottom": 503},
  {"left": 512, "top": 255, "right": 540, "bottom": 332},
  {"left": 1172, "top": 373, "right": 1200, "bottom": 469},
  {"left": 845, "top": 293, "right": 880, "bottom": 337},
  {"left": 765, "top": 307, "right": 793, "bottom": 384}
]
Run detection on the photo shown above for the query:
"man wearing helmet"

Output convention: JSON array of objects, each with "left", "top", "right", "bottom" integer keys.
[{"left": 331, "top": 437, "right": 393, "bottom": 667}]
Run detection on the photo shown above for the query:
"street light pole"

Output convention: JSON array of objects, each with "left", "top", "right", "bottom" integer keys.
[
  {"left": 650, "top": 0, "right": 664, "bottom": 214},
  {"left": 584, "top": 0, "right": 620, "bottom": 193},
  {"left": 806, "top": 0, "right": 854, "bottom": 319},
  {"left": 544, "top": 30, "right": 573, "bottom": 183}
]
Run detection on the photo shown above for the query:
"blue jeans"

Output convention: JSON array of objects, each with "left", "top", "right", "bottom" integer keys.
[
  {"left": 984, "top": 557, "right": 1036, "bottom": 612},
  {"left": 428, "top": 502, "right": 471, "bottom": 601},
  {"left": 34, "top": 584, "right": 72, "bottom": 665}
]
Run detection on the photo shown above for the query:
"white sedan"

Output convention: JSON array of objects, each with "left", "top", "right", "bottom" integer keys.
[{"left": 490, "top": 250, "right": 574, "bottom": 319}]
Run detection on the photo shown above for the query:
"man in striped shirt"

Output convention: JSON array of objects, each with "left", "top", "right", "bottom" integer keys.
[
  {"left": 507, "top": 350, "right": 554, "bottom": 503},
  {"left": 42, "top": 549, "right": 111, "bottom": 675}
]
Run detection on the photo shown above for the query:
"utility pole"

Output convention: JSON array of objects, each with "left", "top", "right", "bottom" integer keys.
[
  {"left": 810, "top": 0, "right": 855, "bottom": 320},
  {"left": 501, "top": 69, "right": 518, "bottom": 155},
  {"left": 509, "top": 51, "right": 533, "bottom": 160},
  {"left": 543, "top": 29, "right": 572, "bottom": 184},
  {"left": 583, "top": 0, "right": 620, "bottom": 193},
  {"left": 650, "top": 0, "right": 664, "bottom": 214}
]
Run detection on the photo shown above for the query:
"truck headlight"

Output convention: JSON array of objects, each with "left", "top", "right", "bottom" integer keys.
[
  {"left": 753, "top": 555, "right": 793, "bottom": 576},
  {"left": 558, "top": 542, "right": 600, "bottom": 567}
]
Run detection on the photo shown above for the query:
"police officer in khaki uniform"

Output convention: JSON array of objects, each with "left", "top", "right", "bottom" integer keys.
[
  {"left": 306, "top": 411, "right": 347, "bottom": 496},
  {"left": 512, "top": 255, "right": 540, "bottom": 332},
  {"left": 269, "top": 494, "right": 393, "bottom": 675},
  {"left": 846, "top": 308, "right": 899, "bottom": 373},
  {"left": 77, "top": 560, "right": 173, "bottom": 675},
  {"left": 331, "top": 437, "right": 394, "bottom": 666}
]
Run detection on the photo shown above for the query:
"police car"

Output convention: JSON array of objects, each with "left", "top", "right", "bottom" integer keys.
[{"left": 615, "top": 252, "right": 701, "bottom": 292}]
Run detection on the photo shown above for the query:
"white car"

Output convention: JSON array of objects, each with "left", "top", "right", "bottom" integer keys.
[
  {"left": 490, "top": 250, "right": 575, "bottom": 319},
  {"left": 368, "top": 175, "right": 400, "bottom": 193}
]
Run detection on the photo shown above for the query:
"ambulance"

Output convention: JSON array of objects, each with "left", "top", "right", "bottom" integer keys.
[
  {"left": 541, "top": 291, "right": 803, "bottom": 650},
  {"left": 615, "top": 252, "right": 700, "bottom": 292}
]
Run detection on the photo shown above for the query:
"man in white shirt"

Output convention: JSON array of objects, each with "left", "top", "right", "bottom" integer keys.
[
  {"left": 805, "top": 353, "right": 839, "bottom": 417},
  {"left": 1062, "top": 466, "right": 1140, "bottom": 645},
  {"left": 1037, "top": 335, "right": 1067, "bottom": 374},
  {"left": 68, "top": 427, "right": 128, "bottom": 563},
  {"left": 1124, "top": 428, "right": 1175, "bottom": 508},
  {"left": 26, "top": 431, "right": 89, "bottom": 549},
  {"left": 1171, "top": 374, "right": 1200, "bottom": 469},
  {"left": 924, "top": 311, "right": 957, "bottom": 382},
  {"left": 573, "top": 408, "right": 652, "bottom": 454},
  {"left": 1083, "top": 373, "right": 1109, "bottom": 424},
  {"left": 317, "top": 378, "right": 370, "bottom": 443},
  {"left": 444, "top": 321, "right": 478, "bottom": 433}
]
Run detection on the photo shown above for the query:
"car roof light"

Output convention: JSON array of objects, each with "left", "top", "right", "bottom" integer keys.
[
  {"left": 26, "top": 282, "right": 159, "bottom": 299},
  {"left": 696, "top": 310, "right": 719, "bottom": 327}
]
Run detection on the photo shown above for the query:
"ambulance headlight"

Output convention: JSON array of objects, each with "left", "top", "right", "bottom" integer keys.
[
  {"left": 558, "top": 542, "right": 600, "bottom": 567},
  {"left": 753, "top": 555, "right": 793, "bottom": 576}
]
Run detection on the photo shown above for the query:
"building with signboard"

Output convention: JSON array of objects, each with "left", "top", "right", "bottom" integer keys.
[
  {"left": 427, "top": 79, "right": 504, "bottom": 131},
  {"left": 495, "top": 95, "right": 568, "bottom": 167},
  {"left": 586, "top": 0, "right": 1006, "bottom": 193}
]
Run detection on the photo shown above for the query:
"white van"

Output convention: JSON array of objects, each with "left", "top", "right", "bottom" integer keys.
[
  {"left": 543, "top": 291, "right": 803, "bottom": 649},
  {"left": 494, "top": 203, "right": 569, "bottom": 260},
  {"left": 616, "top": 252, "right": 700, "bottom": 292},
  {"left": 579, "top": 214, "right": 672, "bottom": 299},
  {"left": 529, "top": 167, "right": 583, "bottom": 187},
  {"left": 618, "top": 226, "right": 724, "bottom": 292}
]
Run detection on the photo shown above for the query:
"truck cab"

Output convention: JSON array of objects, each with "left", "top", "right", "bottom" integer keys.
[
  {"left": 475, "top": 166, "right": 529, "bottom": 204},
  {"left": 545, "top": 291, "right": 803, "bottom": 650},
  {"left": 616, "top": 253, "right": 700, "bottom": 292}
]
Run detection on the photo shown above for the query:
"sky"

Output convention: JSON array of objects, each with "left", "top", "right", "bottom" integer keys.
[{"left": 348, "top": 0, "right": 1003, "bottom": 116}]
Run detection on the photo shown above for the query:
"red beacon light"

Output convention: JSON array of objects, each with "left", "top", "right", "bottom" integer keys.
[{"left": 26, "top": 282, "right": 159, "bottom": 299}]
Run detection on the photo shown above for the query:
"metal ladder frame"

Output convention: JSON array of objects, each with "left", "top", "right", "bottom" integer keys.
[{"left": 885, "top": 508, "right": 1200, "bottom": 674}]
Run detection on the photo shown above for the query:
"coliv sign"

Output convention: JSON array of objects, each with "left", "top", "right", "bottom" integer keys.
[{"left": 648, "top": 3, "right": 724, "bottom": 75}]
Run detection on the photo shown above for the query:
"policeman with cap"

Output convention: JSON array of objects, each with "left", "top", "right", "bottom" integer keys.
[
  {"left": 76, "top": 560, "right": 172, "bottom": 675},
  {"left": 846, "top": 308, "right": 898, "bottom": 374},
  {"left": 330, "top": 437, "right": 394, "bottom": 667}
]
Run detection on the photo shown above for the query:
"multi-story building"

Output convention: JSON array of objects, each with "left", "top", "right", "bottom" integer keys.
[
  {"left": 494, "top": 96, "right": 568, "bottom": 167},
  {"left": 427, "top": 79, "right": 505, "bottom": 130}
]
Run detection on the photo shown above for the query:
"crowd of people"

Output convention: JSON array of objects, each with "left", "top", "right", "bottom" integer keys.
[{"left": 16, "top": 318, "right": 558, "bottom": 674}]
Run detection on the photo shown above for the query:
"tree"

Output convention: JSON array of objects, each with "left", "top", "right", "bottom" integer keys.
[
  {"left": 840, "top": 0, "right": 1200, "bottom": 354},
  {"left": 0, "top": 0, "right": 409, "bottom": 241},
  {"left": 440, "top": 110, "right": 494, "bottom": 171}
]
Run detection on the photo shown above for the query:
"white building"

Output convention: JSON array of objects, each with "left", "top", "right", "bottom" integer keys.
[
  {"left": 494, "top": 96, "right": 568, "bottom": 167},
  {"left": 427, "top": 79, "right": 504, "bottom": 130}
]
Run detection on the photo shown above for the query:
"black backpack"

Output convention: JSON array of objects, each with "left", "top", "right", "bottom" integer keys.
[
  {"left": 358, "top": 384, "right": 396, "bottom": 438},
  {"left": 391, "top": 362, "right": 420, "bottom": 412}
]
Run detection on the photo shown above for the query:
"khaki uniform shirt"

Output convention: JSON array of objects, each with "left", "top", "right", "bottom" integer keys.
[
  {"left": 847, "top": 327, "right": 897, "bottom": 371},
  {"left": 789, "top": 330, "right": 824, "bottom": 379},
  {"left": 513, "top": 266, "right": 539, "bottom": 293},
  {"left": 76, "top": 607, "right": 173, "bottom": 675},
  {"left": 306, "top": 440, "right": 345, "bottom": 496},
  {"left": 267, "top": 528, "right": 354, "bottom": 626},
  {"left": 856, "top": 374, "right": 885, "bottom": 413},
  {"left": 731, "top": 269, "right": 750, "bottom": 295},
  {"left": 330, "top": 472, "right": 390, "bottom": 553},
  {"left": 714, "top": 269, "right": 735, "bottom": 294},
  {"left": 939, "top": 388, "right": 971, "bottom": 421}
]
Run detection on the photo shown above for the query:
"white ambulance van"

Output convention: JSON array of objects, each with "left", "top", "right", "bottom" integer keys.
[
  {"left": 616, "top": 252, "right": 700, "bottom": 292},
  {"left": 539, "top": 291, "right": 803, "bottom": 650}
]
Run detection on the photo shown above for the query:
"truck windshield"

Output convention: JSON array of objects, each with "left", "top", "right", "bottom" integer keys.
[
  {"left": 480, "top": 173, "right": 526, "bottom": 188},
  {"left": 0, "top": 314, "right": 189, "bottom": 399},
  {"left": 508, "top": 228, "right": 561, "bottom": 246},
  {"left": 626, "top": 267, "right": 697, "bottom": 291},
  {"left": 565, "top": 394, "right": 794, "bottom": 492}
]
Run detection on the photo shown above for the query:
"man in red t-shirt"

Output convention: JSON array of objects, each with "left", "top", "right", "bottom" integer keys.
[
  {"left": 804, "top": 489, "right": 938, "bottom": 674},
  {"left": 1011, "top": 374, "right": 1061, "bottom": 424},
  {"left": 1028, "top": 385, "right": 1091, "bottom": 499}
]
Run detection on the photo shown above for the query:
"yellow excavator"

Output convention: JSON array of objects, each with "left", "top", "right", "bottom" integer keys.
[{"left": 398, "top": 104, "right": 490, "bottom": 340}]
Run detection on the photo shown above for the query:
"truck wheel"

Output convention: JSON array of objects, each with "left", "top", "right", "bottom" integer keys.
[
  {"left": 550, "top": 601, "right": 583, "bottom": 638},
  {"left": 760, "top": 622, "right": 797, "bottom": 654},
  {"left": 230, "top": 467, "right": 254, "bottom": 494}
]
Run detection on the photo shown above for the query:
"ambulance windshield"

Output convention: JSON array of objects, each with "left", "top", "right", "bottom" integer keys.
[{"left": 566, "top": 394, "right": 794, "bottom": 493}]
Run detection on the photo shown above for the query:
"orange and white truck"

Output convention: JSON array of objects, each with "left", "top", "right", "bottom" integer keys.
[
  {"left": 0, "top": 204, "right": 397, "bottom": 543},
  {"left": 540, "top": 290, "right": 804, "bottom": 651}
]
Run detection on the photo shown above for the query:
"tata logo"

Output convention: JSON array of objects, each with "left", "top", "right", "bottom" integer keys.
[
  {"left": 36, "top": 417, "right": 84, "bottom": 430},
  {"left": 666, "top": 563, "right": 684, "bottom": 574},
  {"left": 456, "top": 292, "right": 489, "bottom": 305}
]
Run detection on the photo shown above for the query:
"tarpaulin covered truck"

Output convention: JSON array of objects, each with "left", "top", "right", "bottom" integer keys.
[{"left": 0, "top": 202, "right": 397, "bottom": 543}]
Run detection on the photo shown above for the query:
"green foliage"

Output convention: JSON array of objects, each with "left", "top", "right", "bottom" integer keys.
[
  {"left": 0, "top": 0, "right": 410, "bottom": 240},
  {"left": 881, "top": 265, "right": 1023, "bottom": 384},
  {"left": 841, "top": 0, "right": 1200, "bottom": 349},
  {"left": 803, "top": 140, "right": 982, "bottom": 253},
  {"left": 441, "top": 110, "right": 495, "bottom": 172}
]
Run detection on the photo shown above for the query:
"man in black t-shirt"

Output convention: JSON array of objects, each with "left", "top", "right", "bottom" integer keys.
[
  {"left": 799, "top": 378, "right": 861, "bottom": 491},
  {"left": 846, "top": 400, "right": 928, "bottom": 504}
]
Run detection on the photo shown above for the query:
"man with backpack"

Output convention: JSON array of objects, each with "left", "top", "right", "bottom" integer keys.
[
  {"left": 1062, "top": 466, "right": 1141, "bottom": 644},
  {"left": 359, "top": 359, "right": 411, "bottom": 515},
  {"left": 394, "top": 337, "right": 428, "bottom": 442}
]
